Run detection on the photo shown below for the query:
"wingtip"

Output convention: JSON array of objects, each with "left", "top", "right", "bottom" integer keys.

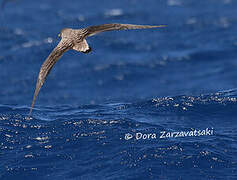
[
  {"left": 28, "top": 108, "right": 33, "bottom": 117},
  {"left": 29, "top": 99, "right": 35, "bottom": 117},
  {"left": 156, "top": 25, "right": 167, "bottom": 28},
  {"left": 25, "top": 109, "right": 33, "bottom": 120}
]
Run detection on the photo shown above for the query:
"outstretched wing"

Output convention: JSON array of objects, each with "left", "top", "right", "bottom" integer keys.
[
  {"left": 83, "top": 23, "right": 166, "bottom": 37},
  {"left": 29, "top": 40, "right": 72, "bottom": 115}
]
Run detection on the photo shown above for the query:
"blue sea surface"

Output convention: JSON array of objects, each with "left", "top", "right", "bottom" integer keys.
[{"left": 0, "top": 0, "right": 237, "bottom": 179}]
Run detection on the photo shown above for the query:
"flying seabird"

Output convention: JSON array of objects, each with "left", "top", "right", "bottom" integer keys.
[{"left": 29, "top": 23, "right": 166, "bottom": 115}]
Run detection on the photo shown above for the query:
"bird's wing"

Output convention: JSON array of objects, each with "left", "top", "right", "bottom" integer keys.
[
  {"left": 83, "top": 23, "right": 166, "bottom": 37},
  {"left": 29, "top": 39, "right": 72, "bottom": 116}
]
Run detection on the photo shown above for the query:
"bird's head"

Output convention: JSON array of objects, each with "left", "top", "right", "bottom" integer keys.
[{"left": 58, "top": 28, "right": 73, "bottom": 39}]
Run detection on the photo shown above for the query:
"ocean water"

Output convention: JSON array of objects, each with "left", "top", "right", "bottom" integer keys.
[{"left": 0, "top": 0, "right": 237, "bottom": 179}]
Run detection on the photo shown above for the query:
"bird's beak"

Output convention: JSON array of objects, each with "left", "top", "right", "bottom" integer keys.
[{"left": 58, "top": 33, "right": 61, "bottom": 38}]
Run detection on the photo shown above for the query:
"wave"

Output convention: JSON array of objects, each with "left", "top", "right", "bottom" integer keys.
[
  {"left": 1, "top": 89, "right": 236, "bottom": 126},
  {"left": 0, "top": 90, "right": 236, "bottom": 179},
  {"left": 0, "top": 89, "right": 237, "bottom": 122}
]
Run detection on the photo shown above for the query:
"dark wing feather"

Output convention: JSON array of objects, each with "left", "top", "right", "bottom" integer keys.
[
  {"left": 29, "top": 40, "right": 72, "bottom": 116},
  {"left": 84, "top": 23, "right": 166, "bottom": 37}
]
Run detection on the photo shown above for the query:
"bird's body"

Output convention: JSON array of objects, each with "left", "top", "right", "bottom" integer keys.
[{"left": 29, "top": 23, "right": 166, "bottom": 115}]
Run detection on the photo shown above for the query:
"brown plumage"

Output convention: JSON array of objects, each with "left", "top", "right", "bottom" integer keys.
[{"left": 29, "top": 23, "right": 166, "bottom": 115}]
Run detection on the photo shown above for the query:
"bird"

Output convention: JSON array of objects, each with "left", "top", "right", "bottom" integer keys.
[{"left": 29, "top": 23, "right": 166, "bottom": 115}]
